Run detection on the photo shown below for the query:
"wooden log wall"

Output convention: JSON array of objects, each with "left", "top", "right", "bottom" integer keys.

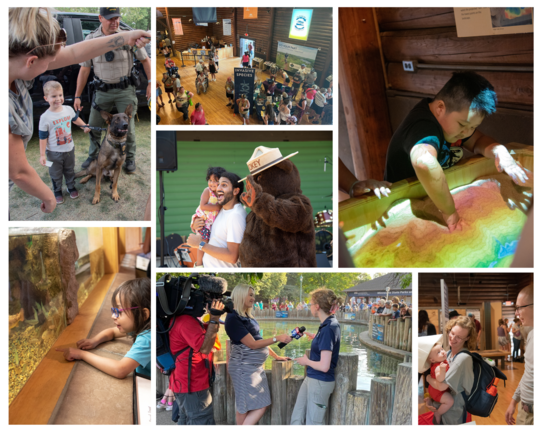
[
  {"left": 211, "top": 8, "right": 235, "bottom": 48},
  {"left": 369, "top": 314, "right": 412, "bottom": 352},
  {"left": 339, "top": 8, "right": 393, "bottom": 181},
  {"left": 270, "top": 8, "right": 333, "bottom": 83},
  {"left": 166, "top": 8, "right": 209, "bottom": 52},
  {"left": 159, "top": 8, "right": 235, "bottom": 53},
  {"left": 376, "top": 8, "right": 534, "bottom": 106},
  {"left": 235, "top": 7, "right": 272, "bottom": 58}
]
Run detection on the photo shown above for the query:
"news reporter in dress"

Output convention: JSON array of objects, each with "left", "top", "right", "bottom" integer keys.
[{"left": 225, "top": 284, "right": 292, "bottom": 425}]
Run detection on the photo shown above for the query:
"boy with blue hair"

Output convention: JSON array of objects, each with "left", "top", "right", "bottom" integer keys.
[{"left": 384, "top": 71, "right": 529, "bottom": 232}]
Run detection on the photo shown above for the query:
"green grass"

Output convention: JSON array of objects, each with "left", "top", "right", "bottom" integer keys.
[{"left": 10, "top": 108, "right": 151, "bottom": 221}]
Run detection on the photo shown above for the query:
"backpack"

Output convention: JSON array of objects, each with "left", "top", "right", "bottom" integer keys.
[
  {"left": 155, "top": 275, "right": 214, "bottom": 393},
  {"left": 455, "top": 350, "right": 507, "bottom": 417}
]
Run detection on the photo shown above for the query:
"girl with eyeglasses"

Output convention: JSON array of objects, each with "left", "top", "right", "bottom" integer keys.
[
  {"left": 9, "top": 8, "right": 150, "bottom": 216},
  {"left": 56, "top": 278, "right": 151, "bottom": 379},
  {"left": 424, "top": 316, "right": 477, "bottom": 424}
]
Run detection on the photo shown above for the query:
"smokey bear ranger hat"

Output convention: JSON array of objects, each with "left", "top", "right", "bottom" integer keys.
[{"left": 240, "top": 146, "right": 298, "bottom": 182}]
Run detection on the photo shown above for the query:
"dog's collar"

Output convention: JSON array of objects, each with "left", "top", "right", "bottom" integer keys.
[{"left": 107, "top": 133, "right": 127, "bottom": 156}]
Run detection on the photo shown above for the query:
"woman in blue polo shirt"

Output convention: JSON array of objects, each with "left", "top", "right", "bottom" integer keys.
[
  {"left": 291, "top": 288, "right": 343, "bottom": 425},
  {"left": 225, "top": 284, "right": 292, "bottom": 425}
]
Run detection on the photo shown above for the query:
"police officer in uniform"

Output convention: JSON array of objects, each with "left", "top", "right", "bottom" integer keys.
[{"left": 74, "top": 7, "right": 151, "bottom": 173}]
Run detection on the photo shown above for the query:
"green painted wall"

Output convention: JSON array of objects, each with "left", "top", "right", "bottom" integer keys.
[{"left": 156, "top": 141, "right": 333, "bottom": 237}]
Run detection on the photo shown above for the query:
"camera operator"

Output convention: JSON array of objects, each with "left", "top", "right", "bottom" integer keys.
[{"left": 169, "top": 298, "right": 225, "bottom": 425}]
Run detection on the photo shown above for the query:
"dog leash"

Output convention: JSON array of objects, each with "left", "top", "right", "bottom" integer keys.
[{"left": 73, "top": 110, "right": 108, "bottom": 132}]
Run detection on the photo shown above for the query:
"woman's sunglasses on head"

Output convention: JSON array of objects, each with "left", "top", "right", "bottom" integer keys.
[{"left": 26, "top": 28, "right": 67, "bottom": 56}]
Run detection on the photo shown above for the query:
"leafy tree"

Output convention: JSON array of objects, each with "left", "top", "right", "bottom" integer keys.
[
  {"left": 300, "top": 273, "right": 372, "bottom": 298},
  {"left": 55, "top": 8, "right": 151, "bottom": 30}
]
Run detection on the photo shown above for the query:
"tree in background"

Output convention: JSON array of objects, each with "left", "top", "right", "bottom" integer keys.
[
  {"left": 55, "top": 7, "right": 151, "bottom": 30},
  {"left": 294, "top": 273, "right": 372, "bottom": 299}
]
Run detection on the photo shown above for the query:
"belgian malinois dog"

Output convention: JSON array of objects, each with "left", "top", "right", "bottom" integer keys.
[{"left": 75, "top": 105, "right": 132, "bottom": 204}]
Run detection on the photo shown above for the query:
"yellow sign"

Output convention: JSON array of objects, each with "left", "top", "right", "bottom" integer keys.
[{"left": 244, "top": 7, "right": 258, "bottom": 19}]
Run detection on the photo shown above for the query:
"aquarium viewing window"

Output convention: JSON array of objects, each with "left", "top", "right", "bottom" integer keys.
[{"left": 8, "top": 228, "right": 105, "bottom": 405}]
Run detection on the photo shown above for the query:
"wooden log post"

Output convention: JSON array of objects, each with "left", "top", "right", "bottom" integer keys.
[
  {"left": 402, "top": 318, "right": 411, "bottom": 351},
  {"left": 345, "top": 390, "right": 371, "bottom": 425},
  {"left": 329, "top": 353, "right": 359, "bottom": 425},
  {"left": 391, "top": 362, "right": 412, "bottom": 425},
  {"left": 259, "top": 370, "right": 273, "bottom": 425},
  {"left": 408, "top": 329, "right": 412, "bottom": 352},
  {"left": 369, "top": 376, "right": 396, "bottom": 425},
  {"left": 271, "top": 360, "right": 292, "bottom": 425},
  {"left": 226, "top": 342, "right": 236, "bottom": 425},
  {"left": 286, "top": 376, "right": 304, "bottom": 425},
  {"left": 383, "top": 316, "right": 389, "bottom": 346},
  {"left": 212, "top": 361, "right": 228, "bottom": 424}
]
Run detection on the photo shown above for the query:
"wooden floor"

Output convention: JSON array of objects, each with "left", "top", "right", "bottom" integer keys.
[
  {"left": 418, "top": 356, "right": 526, "bottom": 425},
  {"left": 156, "top": 54, "right": 317, "bottom": 126}
]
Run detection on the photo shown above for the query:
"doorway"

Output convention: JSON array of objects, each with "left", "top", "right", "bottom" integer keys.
[{"left": 239, "top": 38, "right": 255, "bottom": 64}]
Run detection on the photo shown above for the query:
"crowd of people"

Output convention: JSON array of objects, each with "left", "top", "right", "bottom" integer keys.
[{"left": 156, "top": 38, "right": 333, "bottom": 126}]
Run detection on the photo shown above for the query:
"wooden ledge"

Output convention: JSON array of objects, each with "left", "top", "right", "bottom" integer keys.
[{"left": 9, "top": 274, "right": 116, "bottom": 425}]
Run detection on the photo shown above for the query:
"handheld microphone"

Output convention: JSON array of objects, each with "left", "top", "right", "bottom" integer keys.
[{"left": 277, "top": 326, "right": 306, "bottom": 349}]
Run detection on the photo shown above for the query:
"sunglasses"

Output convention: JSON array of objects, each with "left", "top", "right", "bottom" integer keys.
[
  {"left": 26, "top": 28, "right": 67, "bottom": 56},
  {"left": 111, "top": 306, "right": 139, "bottom": 318}
]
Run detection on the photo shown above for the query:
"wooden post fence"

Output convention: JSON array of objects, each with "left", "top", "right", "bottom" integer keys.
[
  {"left": 345, "top": 390, "right": 371, "bottom": 425},
  {"left": 391, "top": 362, "right": 412, "bottom": 425}
]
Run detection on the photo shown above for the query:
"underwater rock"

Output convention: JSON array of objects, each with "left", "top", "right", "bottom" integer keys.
[
  {"left": 9, "top": 309, "right": 24, "bottom": 332},
  {"left": 58, "top": 229, "right": 80, "bottom": 325}
]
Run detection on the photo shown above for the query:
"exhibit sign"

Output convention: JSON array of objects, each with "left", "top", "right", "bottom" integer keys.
[
  {"left": 172, "top": 18, "right": 183, "bottom": 36},
  {"left": 195, "top": 23, "right": 208, "bottom": 27},
  {"left": 289, "top": 9, "right": 313, "bottom": 41},
  {"left": 244, "top": 7, "right": 258, "bottom": 19},
  {"left": 223, "top": 18, "right": 232, "bottom": 36},
  {"left": 234, "top": 68, "right": 255, "bottom": 114},
  {"left": 454, "top": 7, "right": 533, "bottom": 37},
  {"left": 276, "top": 41, "right": 318, "bottom": 73},
  {"left": 372, "top": 323, "right": 385, "bottom": 342}
]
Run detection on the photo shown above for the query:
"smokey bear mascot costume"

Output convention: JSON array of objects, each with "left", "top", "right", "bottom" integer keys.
[{"left": 239, "top": 146, "right": 316, "bottom": 267}]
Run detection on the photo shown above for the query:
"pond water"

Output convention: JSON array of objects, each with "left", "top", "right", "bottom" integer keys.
[{"left": 218, "top": 320, "right": 402, "bottom": 390}]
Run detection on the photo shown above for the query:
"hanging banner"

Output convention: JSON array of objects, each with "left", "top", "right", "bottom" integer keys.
[
  {"left": 454, "top": 7, "right": 534, "bottom": 37},
  {"left": 195, "top": 23, "right": 208, "bottom": 27},
  {"left": 244, "top": 7, "right": 258, "bottom": 19},
  {"left": 223, "top": 19, "right": 232, "bottom": 36},
  {"left": 172, "top": 18, "right": 183, "bottom": 36},
  {"left": 276, "top": 41, "right": 318, "bottom": 74},
  {"left": 234, "top": 68, "right": 255, "bottom": 114},
  {"left": 289, "top": 9, "right": 313, "bottom": 41}
]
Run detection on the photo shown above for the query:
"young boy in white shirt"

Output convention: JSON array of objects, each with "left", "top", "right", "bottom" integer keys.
[{"left": 39, "top": 81, "right": 89, "bottom": 204}]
